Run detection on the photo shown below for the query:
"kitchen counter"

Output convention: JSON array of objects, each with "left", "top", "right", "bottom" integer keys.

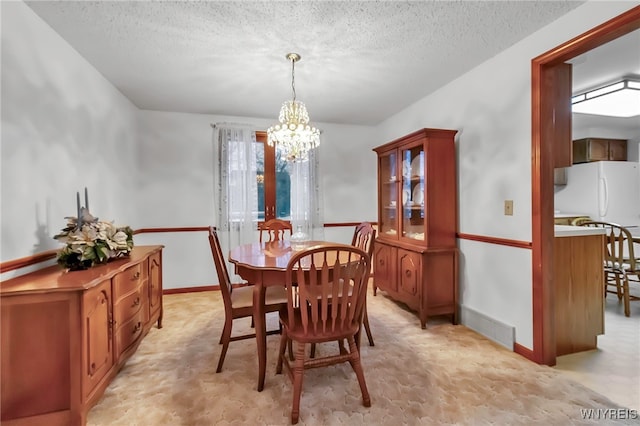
[
  {"left": 554, "top": 228, "right": 604, "bottom": 356},
  {"left": 554, "top": 225, "right": 606, "bottom": 237}
]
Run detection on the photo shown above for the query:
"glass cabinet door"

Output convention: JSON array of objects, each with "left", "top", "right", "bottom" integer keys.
[
  {"left": 379, "top": 151, "right": 398, "bottom": 238},
  {"left": 401, "top": 146, "right": 425, "bottom": 241}
]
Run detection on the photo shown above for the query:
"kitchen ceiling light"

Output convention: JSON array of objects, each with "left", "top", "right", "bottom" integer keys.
[
  {"left": 267, "top": 53, "right": 320, "bottom": 162},
  {"left": 572, "top": 78, "right": 640, "bottom": 118}
]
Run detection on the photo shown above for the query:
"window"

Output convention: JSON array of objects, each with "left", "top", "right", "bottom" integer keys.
[
  {"left": 214, "top": 125, "right": 323, "bottom": 240},
  {"left": 256, "top": 131, "right": 291, "bottom": 221}
]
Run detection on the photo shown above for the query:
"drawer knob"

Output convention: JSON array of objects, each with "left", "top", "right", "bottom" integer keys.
[
  {"left": 132, "top": 322, "right": 142, "bottom": 334},
  {"left": 132, "top": 297, "right": 141, "bottom": 307},
  {"left": 132, "top": 271, "right": 141, "bottom": 280}
]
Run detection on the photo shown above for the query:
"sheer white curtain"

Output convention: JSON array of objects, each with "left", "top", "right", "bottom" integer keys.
[
  {"left": 212, "top": 124, "right": 258, "bottom": 282},
  {"left": 289, "top": 147, "right": 325, "bottom": 240}
]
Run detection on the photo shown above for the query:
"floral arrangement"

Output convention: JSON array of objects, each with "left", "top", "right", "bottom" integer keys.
[
  {"left": 54, "top": 217, "right": 134, "bottom": 271},
  {"left": 54, "top": 189, "right": 133, "bottom": 270}
]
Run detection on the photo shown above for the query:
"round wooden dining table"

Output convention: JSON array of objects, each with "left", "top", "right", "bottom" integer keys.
[{"left": 228, "top": 239, "right": 330, "bottom": 392}]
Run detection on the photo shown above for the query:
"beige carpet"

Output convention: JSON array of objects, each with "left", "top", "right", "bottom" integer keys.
[{"left": 87, "top": 289, "right": 635, "bottom": 425}]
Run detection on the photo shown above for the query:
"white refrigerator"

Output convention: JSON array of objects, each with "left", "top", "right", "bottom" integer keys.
[{"left": 555, "top": 161, "right": 640, "bottom": 229}]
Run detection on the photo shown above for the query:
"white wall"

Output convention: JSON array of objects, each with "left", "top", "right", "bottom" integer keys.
[
  {"left": 135, "top": 110, "right": 377, "bottom": 289},
  {"left": 1, "top": 1, "right": 138, "bottom": 275},
  {"left": 375, "top": 1, "right": 638, "bottom": 349}
]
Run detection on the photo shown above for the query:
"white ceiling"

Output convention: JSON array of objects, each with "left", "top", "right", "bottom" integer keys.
[{"left": 24, "top": 0, "right": 591, "bottom": 126}]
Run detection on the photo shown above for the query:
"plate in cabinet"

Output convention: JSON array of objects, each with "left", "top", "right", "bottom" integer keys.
[
  {"left": 402, "top": 189, "right": 411, "bottom": 206},
  {"left": 412, "top": 185, "right": 423, "bottom": 205},
  {"left": 411, "top": 152, "right": 423, "bottom": 177}
]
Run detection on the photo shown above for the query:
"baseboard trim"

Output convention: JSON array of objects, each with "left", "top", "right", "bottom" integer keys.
[
  {"left": 514, "top": 343, "right": 536, "bottom": 362},
  {"left": 460, "top": 305, "right": 515, "bottom": 350}
]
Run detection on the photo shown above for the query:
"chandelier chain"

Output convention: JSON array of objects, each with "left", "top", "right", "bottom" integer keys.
[{"left": 291, "top": 56, "right": 296, "bottom": 102}]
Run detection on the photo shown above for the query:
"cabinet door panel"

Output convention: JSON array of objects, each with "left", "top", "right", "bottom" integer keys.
[
  {"left": 398, "top": 249, "right": 421, "bottom": 297},
  {"left": 588, "top": 139, "right": 609, "bottom": 161},
  {"left": 149, "top": 252, "right": 162, "bottom": 316},
  {"left": 373, "top": 244, "right": 396, "bottom": 293},
  {"left": 82, "top": 280, "right": 113, "bottom": 400},
  {"left": 608, "top": 139, "right": 627, "bottom": 161}
]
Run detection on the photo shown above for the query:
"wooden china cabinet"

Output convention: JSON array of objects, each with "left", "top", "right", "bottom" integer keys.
[{"left": 373, "top": 128, "right": 458, "bottom": 328}]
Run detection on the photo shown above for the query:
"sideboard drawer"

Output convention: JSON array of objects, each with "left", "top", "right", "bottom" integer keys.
[
  {"left": 115, "top": 310, "right": 144, "bottom": 357},
  {"left": 113, "top": 284, "right": 144, "bottom": 327},
  {"left": 113, "top": 263, "right": 144, "bottom": 300}
]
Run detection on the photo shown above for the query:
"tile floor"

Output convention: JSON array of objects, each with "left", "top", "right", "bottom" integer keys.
[{"left": 554, "top": 293, "right": 640, "bottom": 411}]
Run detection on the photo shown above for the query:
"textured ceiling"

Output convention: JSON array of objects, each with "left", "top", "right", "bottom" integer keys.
[{"left": 25, "top": 1, "right": 587, "bottom": 125}]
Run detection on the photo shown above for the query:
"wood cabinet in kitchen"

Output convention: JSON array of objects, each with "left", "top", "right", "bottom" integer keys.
[
  {"left": 553, "top": 228, "right": 604, "bottom": 356},
  {"left": 572, "top": 138, "right": 627, "bottom": 163},
  {"left": 0, "top": 245, "right": 163, "bottom": 426},
  {"left": 373, "top": 128, "right": 458, "bottom": 328}
]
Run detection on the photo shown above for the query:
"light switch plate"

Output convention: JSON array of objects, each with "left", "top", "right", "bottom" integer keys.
[{"left": 504, "top": 200, "right": 514, "bottom": 216}]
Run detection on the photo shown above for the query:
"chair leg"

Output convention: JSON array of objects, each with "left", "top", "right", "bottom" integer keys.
[
  {"left": 216, "top": 318, "right": 233, "bottom": 373},
  {"left": 291, "top": 342, "right": 306, "bottom": 424},
  {"left": 346, "top": 335, "right": 371, "bottom": 407},
  {"left": 288, "top": 339, "right": 294, "bottom": 361},
  {"left": 611, "top": 274, "right": 622, "bottom": 300},
  {"left": 338, "top": 339, "right": 347, "bottom": 355},
  {"left": 310, "top": 343, "right": 316, "bottom": 358},
  {"left": 623, "top": 277, "right": 631, "bottom": 317},
  {"left": 276, "top": 329, "right": 288, "bottom": 374},
  {"left": 363, "top": 304, "right": 374, "bottom": 346},
  {"left": 218, "top": 316, "right": 231, "bottom": 345}
]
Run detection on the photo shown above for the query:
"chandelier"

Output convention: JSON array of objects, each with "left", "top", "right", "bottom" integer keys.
[{"left": 267, "top": 53, "right": 320, "bottom": 162}]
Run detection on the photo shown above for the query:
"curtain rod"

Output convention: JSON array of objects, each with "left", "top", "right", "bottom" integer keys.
[{"left": 211, "top": 122, "right": 259, "bottom": 129}]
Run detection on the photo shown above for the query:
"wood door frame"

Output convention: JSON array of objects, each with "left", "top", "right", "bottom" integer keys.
[{"left": 531, "top": 6, "right": 640, "bottom": 365}]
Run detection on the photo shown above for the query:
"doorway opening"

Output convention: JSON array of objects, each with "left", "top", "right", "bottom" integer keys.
[{"left": 531, "top": 6, "right": 640, "bottom": 366}]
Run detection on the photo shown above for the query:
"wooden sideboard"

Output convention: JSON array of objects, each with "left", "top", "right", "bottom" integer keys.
[{"left": 1, "top": 245, "right": 164, "bottom": 426}]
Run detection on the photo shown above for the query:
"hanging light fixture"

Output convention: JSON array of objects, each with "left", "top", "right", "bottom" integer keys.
[{"left": 267, "top": 53, "right": 320, "bottom": 162}]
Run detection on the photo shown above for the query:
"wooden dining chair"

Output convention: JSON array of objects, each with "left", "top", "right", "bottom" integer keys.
[
  {"left": 207, "top": 226, "right": 287, "bottom": 372},
  {"left": 258, "top": 219, "right": 292, "bottom": 243},
  {"left": 276, "top": 243, "right": 372, "bottom": 424},
  {"left": 309, "top": 222, "right": 377, "bottom": 357},
  {"left": 579, "top": 221, "right": 640, "bottom": 317},
  {"left": 351, "top": 222, "right": 376, "bottom": 346}
]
